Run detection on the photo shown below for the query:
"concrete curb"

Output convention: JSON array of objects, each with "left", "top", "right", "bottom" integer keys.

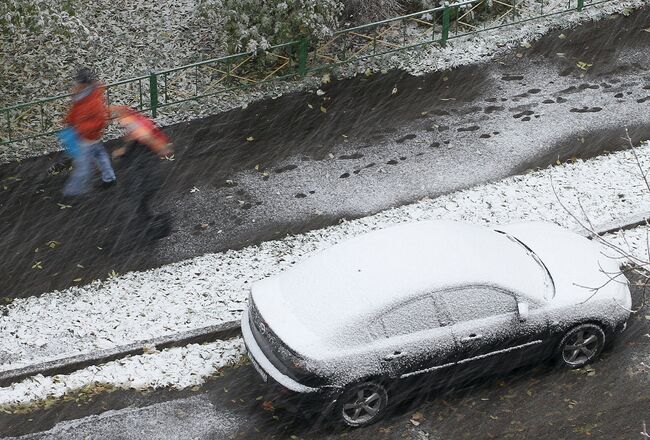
[
  {"left": 0, "top": 321, "right": 240, "bottom": 388},
  {"left": 590, "top": 211, "right": 650, "bottom": 237},
  {"left": 1, "top": 213, "right": 648, "bottom": 387}
]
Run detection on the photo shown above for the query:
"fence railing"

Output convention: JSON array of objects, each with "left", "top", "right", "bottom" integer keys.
[{"left": 0, "top": 0, "right": 616, "bottom": 147}]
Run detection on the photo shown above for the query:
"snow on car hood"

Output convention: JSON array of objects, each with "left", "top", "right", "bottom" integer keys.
[
  {"left": 499, "top": 222, "right": 626, "bottom": 306},
  {"left": 251, "top": 221, "right": 546, "bottom": 358}
]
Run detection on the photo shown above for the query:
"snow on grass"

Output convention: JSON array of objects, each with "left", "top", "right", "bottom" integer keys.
[
  {"left": 1, "top": 142, "right": 648, "bottom": 374},
  {"left": 2, "top": 0, "right": 645, "bottom": 163},
  {"left": 0, "top": 338, "right": 244, "bottom": 407}
]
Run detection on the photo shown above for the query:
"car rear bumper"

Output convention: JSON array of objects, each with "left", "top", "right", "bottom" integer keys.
[{"left": 241, "top": 308, "right": 322, "bottom": 395}]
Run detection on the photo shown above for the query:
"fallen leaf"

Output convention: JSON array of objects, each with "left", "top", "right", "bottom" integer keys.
[
  {"left": 558, "top": 33, "right": 567, "bottom": 40},
  {"left": 576, "top": 61, "right": 593, "bottom": 70},
  {"left": 307, "top": 103, "right": 313, "bottom": 109},
  {"left": 520, "top": 41, "right": 531, "bottom": 48},
  {"left": 411, "top": 411, "right": 425, "bottom": 421},
  {"left": 320, "top": 106, "right": 327, "bottom": 113},
  {"left": 46, "top": 240, "right": 61, "bottom": 249},
  {"left": 246, "top": 136, "right": 254, "bottom": 142},
  {"left": 73, "top": 278, "right": 82, "bottom": 282},
  {"left": 190, "top": 186, "right": 200, "bottom": 193},
  {"left": 322, "top": 73, "right": 331, "bottom": 84},
  {"left": 31, "top": 262, "right": 43, "bottom": 270},
  {"left": 392, "top": 86, "right": 398, "bottom": 95},
  {"left": 57, "top": 203, "right": 72, "bottom": 210},
  {"left": 262, "top": 400, "right": 274, "bottom": 411}
]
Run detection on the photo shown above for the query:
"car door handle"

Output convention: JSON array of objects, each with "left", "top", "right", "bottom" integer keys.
[
  {"left": 384, "top": 351, "right": 407, "bottom": 361},
  {"left": 461, "top": 333, "right": 483, "bottom": 343}
]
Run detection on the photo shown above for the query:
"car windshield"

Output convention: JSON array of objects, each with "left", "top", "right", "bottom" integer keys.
[{"left": 496, "top": 230, "right": 556, "bottom": 300}]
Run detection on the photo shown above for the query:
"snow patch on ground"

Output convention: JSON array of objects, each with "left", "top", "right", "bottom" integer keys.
[
  {"left": 5, "top": 395, "right": 244, "bottom": 440},
  {"left": 0, "top": 338, "right": 244, "bottom": 407},
  {"left": 1, "top": 142, "right": 648, "bottom": 373},
  {"left": 605, "top": 226, "right": 650, "bottom": 267}
]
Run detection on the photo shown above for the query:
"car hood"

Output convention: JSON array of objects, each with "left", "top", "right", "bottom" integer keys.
[
  {"left": 499, "top": 222, "right": 628, "bottom": 307},
  {"left": 251, "top": 276, "right": 329, "bottom": 359}
]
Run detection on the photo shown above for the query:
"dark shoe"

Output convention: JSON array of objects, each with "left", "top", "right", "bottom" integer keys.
[{"left": 100, "top": 180, "right": 117, "bottom": 190}]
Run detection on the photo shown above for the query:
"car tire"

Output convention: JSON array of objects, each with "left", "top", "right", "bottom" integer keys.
[
  {"left": 556, "top": 323, "right": 606, "bottom": 368},
  {"left": 336, "top": 381, "right": 389, "bottom": 428}
]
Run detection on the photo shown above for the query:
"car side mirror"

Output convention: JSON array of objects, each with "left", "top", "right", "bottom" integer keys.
[{"left": 517, "top": 302, "right": 529, "bottom": 322}]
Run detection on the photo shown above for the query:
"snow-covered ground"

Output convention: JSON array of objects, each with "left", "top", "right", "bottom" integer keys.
[
  {"left": 0, "top": 141, "right": 648, "bottom": 407},
  {"left": 1, "top": 0, "right": 645, "bottom": 163},
  {"left": 1, "top": 142, "right": 648, "bottom": 375}
]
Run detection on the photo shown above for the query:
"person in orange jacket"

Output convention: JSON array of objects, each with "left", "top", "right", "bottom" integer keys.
[{"left": 62, "top": 68, "right": 116, "bottom": 196}]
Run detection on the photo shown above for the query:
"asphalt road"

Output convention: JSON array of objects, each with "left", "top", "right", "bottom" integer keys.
[
  {"left": 2, "top": 9, "right": 650, "bottom": 299},
  {"left": 2, "top": 276, "right": 649, "bottom": 440}
]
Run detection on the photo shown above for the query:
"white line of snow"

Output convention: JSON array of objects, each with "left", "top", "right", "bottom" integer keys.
[
  {"left": 386, "top": 0, "right": 648, "bottom": 77},
  {"left": 0, "top": 338, "right": 244, "bottom": 407},
  {"left": 1, "top": 142, "right": 648, "bottom": 374}
]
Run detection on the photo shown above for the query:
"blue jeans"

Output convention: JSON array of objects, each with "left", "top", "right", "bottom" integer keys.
[{"left": 63, "top": 141, "right": 116, "bottom": 196}]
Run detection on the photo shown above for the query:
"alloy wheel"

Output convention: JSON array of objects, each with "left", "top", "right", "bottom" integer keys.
[
  {"left": 339, "top": 382, "right": 388, "bottom": 427},
  {"left": 560, "top": 324, "right": 605, "bottom": 367}
]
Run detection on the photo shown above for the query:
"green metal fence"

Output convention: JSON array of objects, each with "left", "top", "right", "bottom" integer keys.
[{"left": 0, "top": 0, "right": 617, "bottom": 147}]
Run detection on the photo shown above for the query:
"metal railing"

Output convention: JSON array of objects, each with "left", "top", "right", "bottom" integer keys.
[{"left": 0, "top": 0, "right": 616, "bottom": 147}]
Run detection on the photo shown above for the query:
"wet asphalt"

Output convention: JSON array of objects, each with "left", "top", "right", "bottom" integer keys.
[
  {"left": 1, "top": 275, "right": 649, "bottom": 439},
  {"left": 2, "top": 9, "right": 650, "bottom": 299}
]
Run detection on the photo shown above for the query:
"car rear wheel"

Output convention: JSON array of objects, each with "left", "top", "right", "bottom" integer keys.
[
  {"left": 337, "top": 382, "right": 388, "bottom": 428},
  {"left": 557, "top": 323, "right": 606, "bottom": 368}
]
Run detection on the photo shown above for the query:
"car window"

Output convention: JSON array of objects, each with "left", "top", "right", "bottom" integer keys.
[
  {"left": 381, "top": 296, "right": 440, "bottom": 337},
  {"left": 437, "top": 287, "right": 517, "bottom": 323}
]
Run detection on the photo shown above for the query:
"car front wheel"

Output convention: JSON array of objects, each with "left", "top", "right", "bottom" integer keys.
[
  {"left": 336, "top": 381, "right": 388, "bottom": 428},
  {"left": 557, "top": 323, "right": 606, "bottom": 368}
]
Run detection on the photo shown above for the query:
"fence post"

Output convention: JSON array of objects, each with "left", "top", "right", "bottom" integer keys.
[
  {"left": 149, "top": 72, "right": 158, "bottom": 119},
  {"left": 441, "top": 4, "right": 450, "bottom": 47},
  {"left": 577, "top": 0, "right": 584, "bottom": 11},
  {"left": 298, "top": 37, "right": 309, "bottom": 77}
]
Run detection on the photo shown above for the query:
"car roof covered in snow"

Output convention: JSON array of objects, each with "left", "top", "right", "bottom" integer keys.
[{"left": 252, "top": 220, "right": 547, "bottom": 355}]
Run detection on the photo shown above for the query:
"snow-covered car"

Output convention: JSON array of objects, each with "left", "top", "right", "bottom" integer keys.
[{"left": 242, "top": 220, "right": 631, "bottom": 427}]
